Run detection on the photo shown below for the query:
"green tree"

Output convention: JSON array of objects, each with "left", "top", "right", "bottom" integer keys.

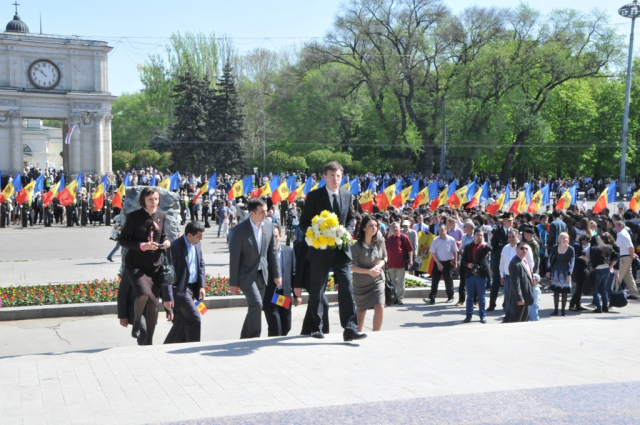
[
  {"left": 132, "top": 149, "right": 161, "bottom": 168},
  {"left": 112, "top": 150, "right": 134, "bottom": 171}
]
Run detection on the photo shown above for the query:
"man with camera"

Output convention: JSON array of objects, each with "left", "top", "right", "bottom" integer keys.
[{"left": 460, "top": 228, "right": 492, "bottom": 323}]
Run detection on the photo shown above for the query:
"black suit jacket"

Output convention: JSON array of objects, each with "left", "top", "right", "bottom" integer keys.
[
  {"left": 162, "top": 236, "right": 206, "bottom": 308},
  {"left": 508, "top": 256, "right": 534, "bottom": 305},
  {"left": 299, "top": 187, "right": 355, "bottom": 260},
  {"left": 265, "top": 245, "right": 296, "bottom": 308},
  {"left": 460, "top": 242, "right": 492, "bottom": 279},
  {"left": 119, "top": 209, "right": 168, "bottom": 269},
  {"left": 491, "top": 226, "right": 509, "bottom": 257}
]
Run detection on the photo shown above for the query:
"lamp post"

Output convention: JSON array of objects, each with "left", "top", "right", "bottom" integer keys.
[
  {"left": 259, "top": 110, "right": 266, "bottom": 176},
  {"left": 618, "top": 0, "right": 640, "bottom": 195}
]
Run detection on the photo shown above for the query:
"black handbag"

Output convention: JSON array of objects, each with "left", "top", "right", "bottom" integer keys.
[
  {"left": 609, "top": 289, "right": 628, "bottom": 308},
  {"left": 158, "top": 248, "right": 176, "bottom": 286},
  {"left": 384, "top": 267, "right": 397, "bottom": 307},
  {"left": 582, "top": 265, "right": 595, "bottom": 296}
]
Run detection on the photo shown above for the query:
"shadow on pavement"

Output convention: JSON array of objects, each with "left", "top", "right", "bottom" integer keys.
[
  {"left": 0, "top": 347, "right": 109, "bottom": 360},
  {"left": 168, "top": 335, "right": 359, "bottom": 357}
]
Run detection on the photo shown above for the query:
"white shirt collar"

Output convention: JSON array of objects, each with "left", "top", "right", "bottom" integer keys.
[
  {"left": 250, "top": 219, "right": 263, "bottom": 231},
  {"left": 326, "top": 186, "right": 339, "bottom": 198}
]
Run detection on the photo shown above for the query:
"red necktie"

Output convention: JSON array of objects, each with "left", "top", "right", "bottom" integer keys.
[{"left": 523, "top": 258, "right": 533, "bottom": 281}]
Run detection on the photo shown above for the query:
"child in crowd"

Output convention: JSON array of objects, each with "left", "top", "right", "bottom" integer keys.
[{"left": 530, "top": 273, "right": 541, "bottom": 321}]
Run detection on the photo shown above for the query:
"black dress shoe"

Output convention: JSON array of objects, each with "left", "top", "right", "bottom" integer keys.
[
  {"left": 487, "top": 306, "right": 495, "bottom": 312},
  {"left": 344, "top": 331, "right": 367, "bottom": 342},
  {"left": 577, "top": 306, "right": 589, "bottom": 311},
  {"left": 463, "top": 317, "right": 471, "bottom": 323},
  {"left": 396, "top": 299, "right": 404, "bottom": 305},
  {"left": 628, "top": 295, "right": 638, "bottom": 300},
  {"left": 310, "top": 331, "right": 325, "bottom": 339},
  {"left": 445, "top": 298, "right": 454, "bottom": 303}
]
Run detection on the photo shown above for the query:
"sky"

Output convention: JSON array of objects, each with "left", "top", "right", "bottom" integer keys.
[{"left": 6, "top": 0, "right": 638, "bottom": 96}]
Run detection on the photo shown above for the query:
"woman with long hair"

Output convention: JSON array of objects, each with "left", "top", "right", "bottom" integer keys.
[
  {"left": 547, "top": 232, "right": 575, "bottom": 316},
  {"left": 351, "top": 215, "right": 387, "bottom": 332},
  {"left": 119, "top": 187, "right": 171, "bottom": 344}
]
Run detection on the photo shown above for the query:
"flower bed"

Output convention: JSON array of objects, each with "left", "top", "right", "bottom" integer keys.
[
  {"left": 1, "top": 275, "right": 233, "bottom": 308},
  {"left": 0, "top": 273, "right": 428, "bottom": 308}
]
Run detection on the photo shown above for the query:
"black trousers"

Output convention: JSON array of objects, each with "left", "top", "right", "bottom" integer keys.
[
  {"left": 240, "top": 274, "right": 266, "bottom": 339},
  {"left": 489, "top": 254, "right": 502, "bottom": 308},
  {"left": 164, "top": 286, "right": 201, "bottom": 344},
  {"left": 429, "top": 260, "right": 454, "bottom": 299},
  {"left": 263, "top": 299, "right": 292, "bottom": 337},
  {"left": 306, "top": 251, "right": 358, "bottom": 334},
  {"left": 508, "top": 303, "right": 529, "bottom": 322}
]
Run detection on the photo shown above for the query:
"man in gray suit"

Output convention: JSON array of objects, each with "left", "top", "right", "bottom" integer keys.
[
  {"left": 263, "top": 225, "right": 297, "bottom": 336},
  {"left": 229, "top": 198, "right": 281, "bottom": 339},
  {"left": 507, "top": 241, "right": 535, "bottom": 323}
]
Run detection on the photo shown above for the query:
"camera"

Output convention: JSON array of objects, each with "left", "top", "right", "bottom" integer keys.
[{"left": 472, "top": 264, "right": 481, "bottom": 275}]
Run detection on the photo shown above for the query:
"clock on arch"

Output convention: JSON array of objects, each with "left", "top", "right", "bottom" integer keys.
[{"left": 27, "top": 59, "right": 61, "bottom": 90}]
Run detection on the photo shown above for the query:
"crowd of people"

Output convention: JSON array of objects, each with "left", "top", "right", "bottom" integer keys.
[{"left": 105, "top": 161, "right": 640, "bottom": 345}]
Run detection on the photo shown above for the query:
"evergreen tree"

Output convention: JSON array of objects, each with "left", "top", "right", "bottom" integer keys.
[
  {"left": 206, "top": 62, "right": 247, "bottom": 174},
  {"left": 169, "top": 63, "right": 209, "bottom": 173}
]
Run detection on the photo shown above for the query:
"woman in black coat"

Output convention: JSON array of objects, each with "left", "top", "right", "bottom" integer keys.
[{"left": 118, "top": 187, "right": 170, "bottom": 345}]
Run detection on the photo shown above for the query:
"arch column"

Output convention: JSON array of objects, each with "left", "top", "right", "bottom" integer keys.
[{"left": 10, "top": 111, "right": 23, "bottom": 173}]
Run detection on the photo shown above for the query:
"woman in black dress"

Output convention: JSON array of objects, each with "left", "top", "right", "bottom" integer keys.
[{"left": 118, "top": 187, "right": 170, "bottom": 345}]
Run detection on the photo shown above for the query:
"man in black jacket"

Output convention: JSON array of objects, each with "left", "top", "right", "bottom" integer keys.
[
  {"left": 461, "top": 228, "right": 492, "bottom": 323},
  {"left": 163, "top": 221, "right": 206, "bottom": 343},
  {"left": 488, "top": 213, "right": 512, "bottom": 311},
  {"left": 507, "top": 241, "right": 535, "bottom": 323}
]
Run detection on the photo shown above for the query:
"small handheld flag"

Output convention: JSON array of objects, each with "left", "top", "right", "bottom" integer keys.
[
  {"left": 194, "top": 300, "right": 208, "bottom": 315},
  {"left": 271, "top": 293, "right": 291, "bottom": 309}
]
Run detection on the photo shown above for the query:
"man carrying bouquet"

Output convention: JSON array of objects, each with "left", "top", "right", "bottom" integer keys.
[{"left": 298, "top": 161, "right": 366, "bottom": 342}]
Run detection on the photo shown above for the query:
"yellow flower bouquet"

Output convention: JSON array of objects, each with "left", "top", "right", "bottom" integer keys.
[{"left": 305, "top": 210, "right": 354, "bottom": 250}]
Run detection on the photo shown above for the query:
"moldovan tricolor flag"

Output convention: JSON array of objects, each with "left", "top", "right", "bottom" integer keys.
[
  {"left": 340, "top": 176, "right": 350, "bottom": 191},
  {"left": 271, "top": 176, "right": 296, "bottom": 204},
  {"left": 112, "top": 173, "right": 130, "bottom": 209},
  {"left": 159, "top": 172, "right": 180, "bottom": 191},
  {"left": 15, "top": 175, "right": 43, "bottom": 206},
  {"left": 466, "top": 181, "right": 490, "bottom": 210},
  {"left": 57, "top": 173, "right": 83, "bottom": 207},
  {"left": 630, "top": 188, "right": 640, "bottom": 211},
  {"left": 194, "top": 300, "right": 208, "bottom": 315},
  {"left": 486, "top": 182, "right": 510, "bottom": 216},
  {"left": 555, "top": 184, "right": 577, "bottom": 210},
  {"left": 392, "top": 180, "right": 420, "bottom": 208},
  {"left": 376, "top": 181, "right": 402, "bottom": 210},
  {"left": 43, "top": 176, "right": 62, "bottom": 208},
  {"left": 430, "top": 181, "right": 456, "bottom": 211},
  {"left": 360, "top": 181, "right": 375, "bottom": 213},
  {"left": 448, "top": 181, "right": 476, "bottom": 209},
  {"left": 288, "top": 177, "right": 313, "bottom": 203},
  {"left": 593, "top": 181, "right": 617, "bottom": 214},
  {"left": 91, "top": 174, "right": 109, "bottom": 211},
  {"left": 64, "top": 124, "right": 79, "bottom": 145},
  {"left": 251, "top": 175, "right": 280, "bottom": 198},
  {"left": 307, "top": 178, "right": 326, "bottom": 198},
  {"left": 349, "top": 177, "right": 360, "bottom": 196},
  {"left": 228, "top": 176, "right": 253, "bottom": 201},
  {"left": 509, "top": 191, "right": 527, "bottom": 217},
  {"left": 413, "top": 180, "right": 438, "bottom": 210},
  {"left": 0, "top": 172, "right": 21, "bottom": 204},
  {"left": 528, "top": 183, "right": 550, "bottom": 213},
  {"left": 193, "top": 175, "right": 213, "bottom": 202}
]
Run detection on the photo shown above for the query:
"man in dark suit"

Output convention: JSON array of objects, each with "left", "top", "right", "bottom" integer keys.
[
  {"left": 298, "top": 161, "right": 365, "bottom": 342},
  {"left": 507, "top": 241, "right": 535, "bottom": 322},
  {"left": 547, "top": 210, "right": 567, "bottom": 248},
  {"left": 229, "top": 198, "right": 281, "bottom": 339},
  {"left": 163, "top": 221, "right": 206, "bottom": 343},
  {"left": 263, "top": 226, "right": 296, "bottom": 336},
  {"left": 488, "top": 213, "right": 512, "bottom": 311}
]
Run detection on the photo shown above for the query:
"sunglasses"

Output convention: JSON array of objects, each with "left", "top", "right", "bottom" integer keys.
[{"left": 519, "top": 246, "right": 529, "bottom": 251}]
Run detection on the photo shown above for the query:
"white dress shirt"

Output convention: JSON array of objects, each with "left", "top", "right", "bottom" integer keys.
[
  {"left": 617, "top": 228, "right": 634, "bottom": 255},
  {"left": 250, "top": 219, "right": 263, "bottom": 255},
  {"left": 500, "top": 243, "right": 534, "bottom": 277}
]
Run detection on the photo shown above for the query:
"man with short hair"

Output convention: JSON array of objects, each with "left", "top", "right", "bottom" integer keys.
[
  {"left": 425, "top": 223, "right": 458, "bottom": 304},
  {"left": 163, "top": 221, "right": 207, "bottom": 344},
  {"left": 507, "top": 241, "right": 535, "bottom": 322},
  {"left": 500, "top": 229, "right": 520, "bottom": 322},
  {"left": 615, "top": 221, "right": 639, "bottom": 300},
  {"left": 386, "top": 222, "right": 414, "bottom": 305},
  {"left": 461, "top": 228, "right": 492, "bottom": 323},
  {"left": 413, "top": 214, "right": 429, "bottom": 234},
  {"left": 263, "top": 226, "right": 297, "bottom": 336},
  {"left": 229, "top": 198, "right": 282, "bottom": 339},
  {"left": 488, "top": 213, "right": 512, "bottom": 311},
  {"left": 298, "top": 161, "right": 365, "bottom": 342},
  {"left": 217, "top": 201, "right": 229, "bottom": 238},
  {"left": 548, "top": 210, "right": 567, "bottom": 248}
]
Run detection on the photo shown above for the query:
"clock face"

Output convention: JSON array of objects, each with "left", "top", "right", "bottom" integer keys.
[{"left": 27, "top": 59, "right": 61, "bottom": 90}]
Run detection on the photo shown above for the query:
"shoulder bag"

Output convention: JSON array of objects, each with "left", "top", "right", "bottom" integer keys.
[{"left": 158, "top": 247, "right": 176, "bottom": 286}]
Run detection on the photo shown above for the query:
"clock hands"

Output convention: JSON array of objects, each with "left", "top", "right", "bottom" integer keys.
[{"left": 39, "top": 69, "right": 47, "bottom": 77}]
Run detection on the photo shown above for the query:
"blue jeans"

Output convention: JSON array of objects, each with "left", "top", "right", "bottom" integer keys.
[
  {"left": 503, "top": 275, "right": 511, "bottom": 321},
  {"left": 593, "top": 268, "right": 611, "bottom": 311},
  {"left": 465, "top": 275, "right": 487, "bottom": 319},
  {"left": 529, "top": 304, "right": 540, "bottom": 321},
  {"left": 107, "top": 243, "right": 120, "bottom": 260}
]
